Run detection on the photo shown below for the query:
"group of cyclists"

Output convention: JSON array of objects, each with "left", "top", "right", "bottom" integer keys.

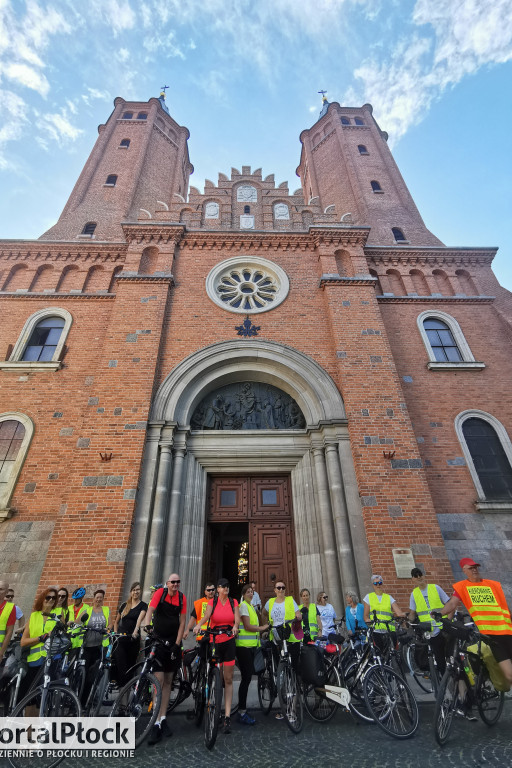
[{"left": 1, "top": 553, "right": 511, "bottom": 751}]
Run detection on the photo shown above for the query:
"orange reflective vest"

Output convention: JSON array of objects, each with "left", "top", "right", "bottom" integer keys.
[
  {"left": 194, "top": 597, "right": 209, "bottom": 641},
  {"left": 453, "top": 578, "right": 512, "bottom": 636}
]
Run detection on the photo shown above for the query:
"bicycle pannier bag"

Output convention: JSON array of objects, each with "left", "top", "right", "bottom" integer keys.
[
  {"left": 300, "top": 644, "right": 327, "bottom": 686},
  {"left": 253, "top": 647, "right": 265, "bottom": 674}
]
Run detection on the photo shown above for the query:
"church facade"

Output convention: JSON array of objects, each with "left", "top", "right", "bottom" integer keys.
[{"left": 1, "top": 93, "right": 512, "bottom": 615}]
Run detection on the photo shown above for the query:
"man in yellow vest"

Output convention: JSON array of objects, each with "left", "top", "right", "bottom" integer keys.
[
  {"left": 440, "top": 557, "right": 512, "bottom": 686},
  {"left": 363, "top": 574, "right": 407, "bottom": 654},
  {"left": 409, "top": 567, "right": 450, "bottom": 674},
  {"left": 183, "top": 582, "right": 215, "bottom": 640},
  {"left": 0, "top": 580, "right": 16, "bottom": 666}
]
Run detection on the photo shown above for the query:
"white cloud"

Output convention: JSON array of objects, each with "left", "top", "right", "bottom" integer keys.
[
  {"left": 82, "top": 87, "right": 112, "bottom": 106},
  {"left": 0, "top": 90, "right": 30, "bottom": 169},
  {"left": 3, "top": 61, "right": 50, "bottom": 96},
  {"left": 117, "top": 47, "right": 130, "bottom": 62},
  {"left": 39, "top": 108, "right": 83, "bottom": 145},
  {"left": 346, "top": 0, "right": 512, "bottom": 142}
]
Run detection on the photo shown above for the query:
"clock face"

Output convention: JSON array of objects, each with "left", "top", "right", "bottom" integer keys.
[{"left": 237, "top": 185, "right": 257, "bottom": 202}]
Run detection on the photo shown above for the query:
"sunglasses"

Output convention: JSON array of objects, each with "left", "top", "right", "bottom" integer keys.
[
  {"left": 205, "top": 588, "right": 215, "bottom": 592},
  {"left": 45, "top": 595, "right": 57, "bottom": 601},
  {"left": 275, "top": 586, "right": 286, "bottom": 590},
  {"left": 373, "top": 581, "right": 383, "bottom": 586},
  {"left": 168, "top": 580, "right": 181, "bottom": 585},
  {"left": 6, "top": 595, "right": 14, "bottom": 600},
  {"left": 58, "top": 593, "right": 67, "bottom": 598},
  {"left": 322, "top": 595, "right": 328, "bottom": 600}
]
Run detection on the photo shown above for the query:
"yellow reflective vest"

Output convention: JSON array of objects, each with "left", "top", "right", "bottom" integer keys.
[
  {"left": 298, "top": 603, "right": 319, "bottom": 640},
  {"left": 368, "top": 592, "right": 393, "bottom": 631},
  {"left": 236, "top": 600, "right": 260, "bottom": 648},
  {"left": 0, "top": 601, "right": 14, "bottom": 644},
  {"left": 26, "top": 611, "right": 58, "bottom": 666},
  {"left": 412, "top": 585, "right": 444, "bottom": 631},
  {"left": 267, "top": 596, "right": 300, "bottom": 643}
]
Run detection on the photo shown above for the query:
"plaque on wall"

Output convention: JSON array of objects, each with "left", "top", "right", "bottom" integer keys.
[
  {"left": 237, "top": 185, "right": 257, "bottom": 202},
  {"left": 191, "top": 381, "right": 306, "bottom": 431},
  {"left": 240, "top": 215, "right": 255, "bottom": 229},
  {"left": 392, "top": 548, "right": 415, "bottom": 579}
]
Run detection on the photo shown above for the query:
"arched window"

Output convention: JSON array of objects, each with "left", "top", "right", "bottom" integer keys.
[
  {"left": 244, "top": 205, "right": 251, "bottom": 214},
  {"left": 3, "top": 308, "right": 73, "bottom": 371},
  {"left": 119, "top": 139, "right": 130, "bottom": 148},
  {"left": 105, "top": 174, "right": 117, "bottom": 186},
  {"left": 371, "top": 180, "right": 382, "bottom": 192},
  {"left": 340, "top": 117, "right": 350, "bottom": 125},
  {"left": 416, "top": 310, "right": 483, "bottom": 370},
  {"left": 354, "top": 117, "right": 364, "bottom": 125},
  {"left": 456, "top": 411, "right": 512, "bottom": 504},
  {"left": 0, "top": 413, "right": 34, "bottom": 512},
  {"left": 137, "top": 112, "right": 147, "bottom": 120},
  {"left": 122, "top": 112, "right": 133, "bottom": 119},
  {"left": 81, "top": 222, "right": 96, "bottom": 236},
  {"left": 423, "top": 318, "right": 462, "bottom": 362},
  {"left": 358, "top": 145, "right": 368, "bottom": 154},
  {"left": 392, "top": 227, "right": 406, "bottom": 242},
  {"left": 22, "top": 316, "right": 65, "bottom": 361}
]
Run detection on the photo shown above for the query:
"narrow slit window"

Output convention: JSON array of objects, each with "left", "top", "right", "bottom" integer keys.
[
  {"left": 358, "top": 145, "right": 368, "bottom": 154},
  {"left": 81, "top": 222, "right": 96, "bottom": 235},
  {"left": 371, "top": 180, "right": 382, "bottom": 192},
  {"left": 119, "top": 139, "right": 130, "bottom": 148},
  {"left": 105, "top": 174, "right": 117, "bottom": 186},
  {"left": 392, "top": 227, "right": 406, "bottom": 242}
]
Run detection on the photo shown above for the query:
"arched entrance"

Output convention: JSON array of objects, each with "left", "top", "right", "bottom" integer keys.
[{"left": 124, "top": 340, "right": 371, "bottom": 612}]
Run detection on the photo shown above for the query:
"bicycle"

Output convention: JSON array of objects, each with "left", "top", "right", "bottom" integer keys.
[
  {"left": 8, "top": 619, "right": 81, "bottom": 768},
  {"left": 108, "top": 627, "right": 164, "bottom": 748},
  {"left": 432, "top": 615, "right": 505, "bottom": 746},
  {"left": 81, "top": 628, "right": 121, "bottom": 716},
  {"left": 0, "top": 633, "right": 25, "bottom": 716},
  {"left": 403, "top": 621, "right": 443, "bottom": 696},
  {"left": 271, "top": 620, "right": 303, "bottom": 734},
  {"left": 257, "top": 635, "right": 278, "bottom": 715},
  {"left": 199, "top": 625, "right": 236, "bottom": 750}
]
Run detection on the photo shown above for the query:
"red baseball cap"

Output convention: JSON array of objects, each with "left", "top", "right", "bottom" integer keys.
[{"left": 459, "top": 557, "right": 480, "bottom": 569}]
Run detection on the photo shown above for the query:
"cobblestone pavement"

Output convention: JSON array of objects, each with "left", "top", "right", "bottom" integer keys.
[{"left": 2, "top": 701, "right": 510, "bottom": 768}]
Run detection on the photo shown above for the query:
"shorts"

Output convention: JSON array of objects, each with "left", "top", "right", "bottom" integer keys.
[
  {"left": 153, "top": 641, "right": 180, "bottom": 673},
  {"left": 485, "top": 634, "right": 512, "bottom": 664},
  {"left": 212, "top": 637, "right": 236, "bottom": 666}
]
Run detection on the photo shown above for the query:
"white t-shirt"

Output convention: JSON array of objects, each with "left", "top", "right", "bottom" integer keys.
[
  {"left": 409, "top": 584, "right": 449, "bottom": 637},
  {"left": 251, "top": 591, "right": 262, "bottom": 610},
  {"left": 316, "top": 603, "right": 336, "bottom": 637},
  {"left": 264, "top": 598, "right": 298, "bottom": 627},
  {"left": 239, "top": 602, "right": 250, "bottom": 618},
  {"left": 363, "top": 593, "right": 396, "bottom": 633}
]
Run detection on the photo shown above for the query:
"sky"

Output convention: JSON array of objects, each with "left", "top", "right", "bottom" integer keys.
[{"left": 1, "top": 0, "right": 511, "bottom": 288}]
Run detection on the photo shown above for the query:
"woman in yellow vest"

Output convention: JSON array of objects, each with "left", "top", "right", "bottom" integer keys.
[
  {"left": 19, "top": 586, "right": 60, "bottom": 697},
  {"left": 409, "top": 567, "right": 450, "bottom": 674},
  {"left": 236, "top": 584, "right": 269, "bottom": 725},
  {"left": 363, "top": 574, "right": 407, "bottom": 654},
  {"left": 54, "top": 587, "right": 70, "bottom": 623},
  {"left": 263, "top": 579, "right": 302, "bottom": 720},
  {"left": 77, "top": 588, "right": 112, "bottom": 704},
  {"left": 298, "top": 589, "right": 322, "bottom": 644}
]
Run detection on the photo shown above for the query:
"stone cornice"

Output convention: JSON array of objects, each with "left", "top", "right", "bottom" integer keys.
[
  {"left": 310, "top": 226, "right": 370, "bottom": 248},
  {"left": 0, "top": 291, "right": 116, "bottom": 300},
  {"left": 320, "top": 276, "right": 377, "bottom": 287},
  {"left": 377, "top": 295, "right": 495, "bottom": 304},
  {"left": 182, "top": 231, "right": 313, "bottom": 252},
  {"left": 0, "top": 240, "right": 126, "bottom": 263},
  {"left": 365, "top": 245, "right": 497, "bottom": 266},
  {"left": 116, "top": 272, "right": 174, "bottom": 284},
  {"left": 120, "top": 222, "right": 186, "bottom": 245}
]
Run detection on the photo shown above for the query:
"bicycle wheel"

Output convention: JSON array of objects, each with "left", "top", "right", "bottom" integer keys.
[
  {"left": 193, "top": 661, "right": 206, "bottom": 726},
  {"left": 68, "top": 663, "right": 86, "bottom": 700},
  {"left": 9, "top": 683, "right": 81, "bottom": 768},
  {"left": 167, "top": 665, "right": 191, "bottom": 713},
  {"left": 476, "top": 668, "right": 505, "bottom": 726},
  {"left": 363, "top": 664, "right": 419, "bottom": 739},
  {"left": 204, "top": 666, "right": 222, "bottom": 750},
  {"left": 88, "top": 668, "right": 109, "bottom": 716},
  {"left": 303, "top": 662, "right": 340, "bottom": 723},
  {"left": 257, "top": 655, "right": 275, "bottom": 715},
  {"left": 405, "top": 643, "right": 433, "bottom": 694},
  {"left": 110, "top": 671, "right": 161, "bottom": 748},
  {"left": 277, "top": 661, "right": 303, "bottom": 734},
  {"left": 433, "top": 669, "right": 459, "bottom": 746},
  {"left": 343, "top": 660, "right": 374, "bottom": 723}
]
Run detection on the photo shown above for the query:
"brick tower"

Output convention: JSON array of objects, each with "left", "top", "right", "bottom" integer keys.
[
  {"left": 40, "top": 93, "right": 193, "bottom": 242},
  {"left": 297, "top": 100, "right": 443, "bottom": 247}
]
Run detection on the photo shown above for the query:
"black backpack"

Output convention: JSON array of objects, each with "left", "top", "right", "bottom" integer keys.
[{"left": 159, "top": 588, "right": 183, "bottom": 611}]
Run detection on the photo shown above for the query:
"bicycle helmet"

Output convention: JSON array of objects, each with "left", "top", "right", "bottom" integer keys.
[
  {"left": 150, "top": 583, "right": 163, "bottom": 592},
  {"left": 72, "top": 587, "right": 86, "bottom": 600}
]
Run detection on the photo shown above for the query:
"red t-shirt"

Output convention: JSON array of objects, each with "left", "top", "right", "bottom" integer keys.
[
  {"left": 149, "top": 588, "right": 187, "bottom": 614},
  {"left": 207, "top": 597, "right": 238, "bottom": 643},
  {"left": 0, "top": 601, "right": 16, "bottom": 627}
]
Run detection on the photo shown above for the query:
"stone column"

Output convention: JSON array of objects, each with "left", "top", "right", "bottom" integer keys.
[
  {"left": 337, "top": 437, "right": 372, "bottom": 592},
  {"left": 162, "top": 445, "right": 187, "bottom": 577},
  {"left": 312, "top": 445, "right": 343, "bottom": 605},
  {"left": 324, "top": 442, "right": 358, "bottom": 596},
  {"left": 123, "top": 423, "right": 162, "bottom": 589},
  {"left": 143, "top": 443, "right": 173, "bottom": 590}
]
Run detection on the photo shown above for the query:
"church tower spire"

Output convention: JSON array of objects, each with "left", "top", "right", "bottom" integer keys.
[{"left": 40, "top": 93, "right": 193, "bottom": 242}]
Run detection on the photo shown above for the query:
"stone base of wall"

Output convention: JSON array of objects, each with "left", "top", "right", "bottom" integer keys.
[
  {"left": 438, "top": 513, "right": 512, "bottom": 596},
  {"left": 0, "top": 519, "right": 55, "bottom": 617}
]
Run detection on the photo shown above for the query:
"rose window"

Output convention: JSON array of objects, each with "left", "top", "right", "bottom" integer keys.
[
  {"left": 217, "top": 268, "right": 278, "bottom": 311},
  {"left": 206, "top": 256, "right": 289, "bottom": 314}
]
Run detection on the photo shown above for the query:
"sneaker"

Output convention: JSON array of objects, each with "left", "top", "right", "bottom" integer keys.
[
  {"left": 148, "top": 724, "right": 162, "bottom": 745},
  {"left": 275, "top": 712, "right": 285, "bottom": 720},
  {"left": 237, "top": 711, "right": 256, "bottom": 726},
  {"left": 160, "top": 719, "right": 173, "bottom": 738},
  {"left": 222, "top": 716, "right": 231, "bottom": 734}
]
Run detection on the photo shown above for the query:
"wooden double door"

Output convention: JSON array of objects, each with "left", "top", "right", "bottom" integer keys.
[{"left": 206, "top": 475, "right": 298, "bottom": 603}]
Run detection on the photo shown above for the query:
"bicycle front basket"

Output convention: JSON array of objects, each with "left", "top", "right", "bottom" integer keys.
[{"left": 44, "top": 634, "right": 71, "bottom": 657}]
